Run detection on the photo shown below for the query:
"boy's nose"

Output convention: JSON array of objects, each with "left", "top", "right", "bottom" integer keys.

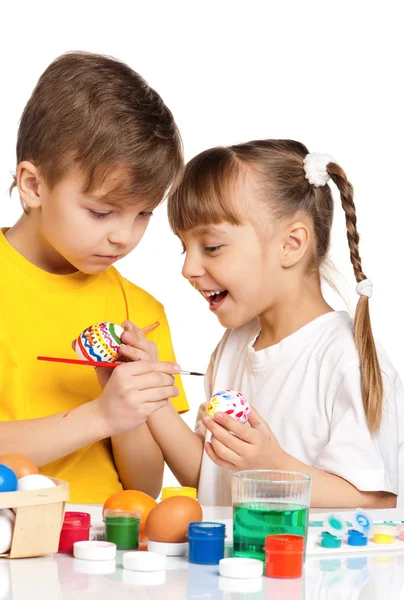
[{"left": 107, "top": 228, "right": 130, "bottom": 247}]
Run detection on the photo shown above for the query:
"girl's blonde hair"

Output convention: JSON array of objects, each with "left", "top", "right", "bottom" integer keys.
[{"left": 168, "top": 139, "right": 383, "bottom": 434}]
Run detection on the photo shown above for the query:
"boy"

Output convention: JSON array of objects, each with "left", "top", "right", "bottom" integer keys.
[{"left": 0, "top": 52, "right": 188, "bottom": 502}]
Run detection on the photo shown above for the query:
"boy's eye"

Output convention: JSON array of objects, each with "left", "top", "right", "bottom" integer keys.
[
  {"left": 205, "top": 245, "right": 222, "bottom": 253},
  {"left": 139, "top": 211, "right": 153, "bottom": 218},
  {"left": 89, "top": 210, "right": 112, "bottom": 219}
]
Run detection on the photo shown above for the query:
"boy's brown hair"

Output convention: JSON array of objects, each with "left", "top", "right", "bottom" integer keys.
[{"left": 11, "top": 51, "right": 183, "bottom": 211}]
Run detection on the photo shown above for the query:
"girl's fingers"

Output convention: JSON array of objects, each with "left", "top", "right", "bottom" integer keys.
[
  {"left": 203, "top": 417, "right": 247, "bottom": 453},
  {"left": 204, "top": 442, "right": 236, "bottom": 470},
  {"left": 210, "top": 435, "right": 241, "bottom": 465},
  {"left": 211, "top": 412, "right": 256, "bottom": 443}
]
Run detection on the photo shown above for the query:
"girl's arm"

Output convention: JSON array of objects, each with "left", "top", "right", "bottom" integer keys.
[
  {"left": 147, "top": 402, "right": 204, "bottom": 489},
  {"left": 269, "top": 452, "right": 396, "bottom": 508},
  {"left": 204, "top": 408, "right": 397, "bottom": 508},
  {"left": 111, "top": 425, "right": 164, "bottom": 499}
]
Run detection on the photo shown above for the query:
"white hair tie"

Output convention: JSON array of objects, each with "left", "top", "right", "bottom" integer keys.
[
  {"left": 356, "top": 279, "right": 373, "bottom": 298},
  {"left": 303, "top": 152, "right": 335, "bottom": 187}
]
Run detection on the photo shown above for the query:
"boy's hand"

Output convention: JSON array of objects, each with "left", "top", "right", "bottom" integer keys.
[
  {"left": 202, "top": 406, "right": 284, "bottom": 471},
  {"left": 74, "top": 320, "right": 158, "bottom": 389},
  {"left": 94, "top": 360, "right": 180, "bottom": 436},
  {"left": 119, "top": 320, "right": 158, "bottom": 362}
]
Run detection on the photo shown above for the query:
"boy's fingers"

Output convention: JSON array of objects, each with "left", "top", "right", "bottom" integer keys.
[
  {"left": 117, "top": 360, "right": 180, "bottom": 376},
  {"left": 121, "top": 331, "right": 151, "bottom": 352},
  {"left": 121, "top": 320, "right": 139, "bottom": 332},
  {"left": 119, "top": 344, "right": 150, "bottom": 362}
]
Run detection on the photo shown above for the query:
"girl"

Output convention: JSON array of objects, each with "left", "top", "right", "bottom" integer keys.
[{"left": 126, "top": 139, "right": 403, "bottom": 507}]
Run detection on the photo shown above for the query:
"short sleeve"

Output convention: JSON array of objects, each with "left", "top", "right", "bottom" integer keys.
[{"left": 315, "top": 363, "right": 402, "bottom": 494}]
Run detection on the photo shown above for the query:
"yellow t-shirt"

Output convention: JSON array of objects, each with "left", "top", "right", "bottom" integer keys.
[{"left": 0, "top": 228, "right": 188, "bottom": 503}]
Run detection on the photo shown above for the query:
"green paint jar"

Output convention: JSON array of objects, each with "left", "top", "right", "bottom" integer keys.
[{"left": 104, "top": 509, "right": 141, "bottom": 550}]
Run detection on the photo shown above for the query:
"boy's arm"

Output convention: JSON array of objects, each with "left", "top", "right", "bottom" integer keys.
[
  {"left": 0, "top": 401, "right": 109, "bottom": 467},
  {"left": 0, "top": 360, "right": 179, "bottom": 468},
  {"left": 111, "top": 425, "right": 164, "bottom": 499}
]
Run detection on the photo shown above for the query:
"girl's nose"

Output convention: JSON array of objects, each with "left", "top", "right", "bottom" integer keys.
[{"left": 182, "top": 251, "right": 205, "bottom": 281}]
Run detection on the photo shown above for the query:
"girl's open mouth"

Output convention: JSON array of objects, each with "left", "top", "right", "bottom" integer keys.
[{"left": 200, "top": 289, "right": 229, "bottom": 311}]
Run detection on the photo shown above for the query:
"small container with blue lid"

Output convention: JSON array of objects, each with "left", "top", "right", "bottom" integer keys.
[{"left": 188, "top": 522, "right": 226, "bottom": 564}]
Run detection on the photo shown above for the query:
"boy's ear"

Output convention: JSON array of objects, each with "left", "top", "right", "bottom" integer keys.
[
  {"left": 280, "top": 221, "right": 310, "bottom": 268},
  {"left": 17, "top": 161, "right": 43, "bottom": 209}
]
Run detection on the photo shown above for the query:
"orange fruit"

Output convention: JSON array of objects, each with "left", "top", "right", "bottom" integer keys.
[{"left": 103, "top": 490, "right": 157, "bottom": 539}]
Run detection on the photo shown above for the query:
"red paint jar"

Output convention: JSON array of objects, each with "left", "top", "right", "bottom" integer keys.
[
  {"left": 58, "top": 512, "right": 91, "bottom": 553},
  {"left": 265, "top": 535, "right": 304, "bottom": 579}
]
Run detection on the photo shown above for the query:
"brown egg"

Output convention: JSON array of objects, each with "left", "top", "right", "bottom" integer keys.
[
  {"left": 0, "top": 453, "right": 39, "bottom": 479},
  {"left": 145, "top": 496, "right": 203, "bottom": 543}
]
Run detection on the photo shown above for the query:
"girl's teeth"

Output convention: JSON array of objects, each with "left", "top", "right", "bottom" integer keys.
[{"left": 201, "top": 290, "right": 224, "bottom": 297}]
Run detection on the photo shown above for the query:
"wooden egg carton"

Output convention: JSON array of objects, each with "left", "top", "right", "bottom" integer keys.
[{"left": 0, "top": 478, "right": 69, "bottom": 558}]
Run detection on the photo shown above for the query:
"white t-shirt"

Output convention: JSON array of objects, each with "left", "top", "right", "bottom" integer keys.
[{"left": 196, "top": 311, "right": 404, "bottom": 506}]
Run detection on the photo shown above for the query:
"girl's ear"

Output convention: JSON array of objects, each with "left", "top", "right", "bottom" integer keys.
[
  {"left": 17, "top": 161, "right": 43, "bottom": 209},
  {"left": 280, "top": 221, "right": 311, "bottom": 268}
]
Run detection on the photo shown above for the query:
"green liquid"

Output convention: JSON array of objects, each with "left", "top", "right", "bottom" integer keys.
[{"left": 233, "top": 502, "right": 309, "bottom": 561}]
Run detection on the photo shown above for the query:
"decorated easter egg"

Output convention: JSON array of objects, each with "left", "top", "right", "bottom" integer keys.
[
  {"left": 0, "top": 453, "right": 39, "bottom": 479},
  {"left": 0, "top": 510, "right": 14, "bottom": 554},
  {"left": 206, "top": 389, "right": 250, "bottom": 423},
  {"left": 17, "top": 474, "right": 56, "bottom": 492},
  {"left": 75, "top": 322, "right": 124, "bottom": 363},
  {"left": 0, "top": 465, "right": 18, "bottom": 493}
]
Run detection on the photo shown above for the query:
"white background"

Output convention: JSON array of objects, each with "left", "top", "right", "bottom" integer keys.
[{"left": 0, "top": 1, "right": 402, "bottom": 489}]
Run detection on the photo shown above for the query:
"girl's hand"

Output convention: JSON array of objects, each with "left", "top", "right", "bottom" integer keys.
[{"left": 202, "top": 406, "right": 284, "bottom": 471}]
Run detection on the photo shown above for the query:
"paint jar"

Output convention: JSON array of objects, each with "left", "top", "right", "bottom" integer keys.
[
  {"left": 104, "top": 509, "right": 140, "bottom": 550},
  {"left": 58, "top": 512, "right": 91, "bottom": 553},
  {"left": 320, "top": 531, "right": 342, "bottom": 549},
  {"left": 265, "top": 535, "right": 304, "bottom": 579},
  {"left": 161, "top": 486, "right": 197, "bottom": 500},
  {"left": 188, "top": 522, "right": 225, "bottom": 564},
  {"left": 347, "top": 529, "right": 368, "bottom": 547}
]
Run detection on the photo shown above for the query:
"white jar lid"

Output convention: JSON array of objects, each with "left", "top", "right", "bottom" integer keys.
[
  {"left": 73, "top": 541, "right": 116, "bottom": 561},
  {"left": 123, "top": 551, "right": 166, "bottom": 572},
  {"left": 219, "top": 557, "right": 263, "bottom": 579},
  {"left": 147, "top": 540, "right": 188, "bottom": 556}
]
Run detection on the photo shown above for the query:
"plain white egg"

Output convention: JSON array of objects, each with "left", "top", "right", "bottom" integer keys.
[
  {"left": 17, "top": 474, "right": 56, "bottom": 492},
  {"left": 0, "top": 511, "right": 14, "bottom": 554}
]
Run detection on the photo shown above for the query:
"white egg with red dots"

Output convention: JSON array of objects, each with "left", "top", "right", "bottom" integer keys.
[
  {"left": 205, "top": 390, "right": 250, "bottom": 423},
  {"left": 17, "top": 474, "right": 56, "bottom": 492}
]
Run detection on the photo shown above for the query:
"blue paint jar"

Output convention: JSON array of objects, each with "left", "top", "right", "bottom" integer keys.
[
  {"left": 347, "top": 529, "right": 368, "bottom": 546},
  {"left": 188, "top": 522, "right": 225, "bottom": 564}
]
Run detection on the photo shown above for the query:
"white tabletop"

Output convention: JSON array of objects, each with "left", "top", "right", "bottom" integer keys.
[{"left": 1, "top": 505, "right": 404, "bottom": 599}]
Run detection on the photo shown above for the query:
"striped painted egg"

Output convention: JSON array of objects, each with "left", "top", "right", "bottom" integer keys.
[{"left": 75, "top": 322, "right": 124, "bottom": 363}]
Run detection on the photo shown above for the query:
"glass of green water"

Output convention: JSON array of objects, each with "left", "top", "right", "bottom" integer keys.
[{"left": 232, "top": 470, "right": 312, "bottom": 561}]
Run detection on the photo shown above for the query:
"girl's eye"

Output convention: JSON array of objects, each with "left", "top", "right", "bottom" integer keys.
[
  {"left": 205, "top": 245, "right": 222, "bottom": 253},
  {"left": 90, "top": 210, "right": 112, "bottom": 219},
  {"left": 139, "top": 211, "right": 153, "bottom": 218}
]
